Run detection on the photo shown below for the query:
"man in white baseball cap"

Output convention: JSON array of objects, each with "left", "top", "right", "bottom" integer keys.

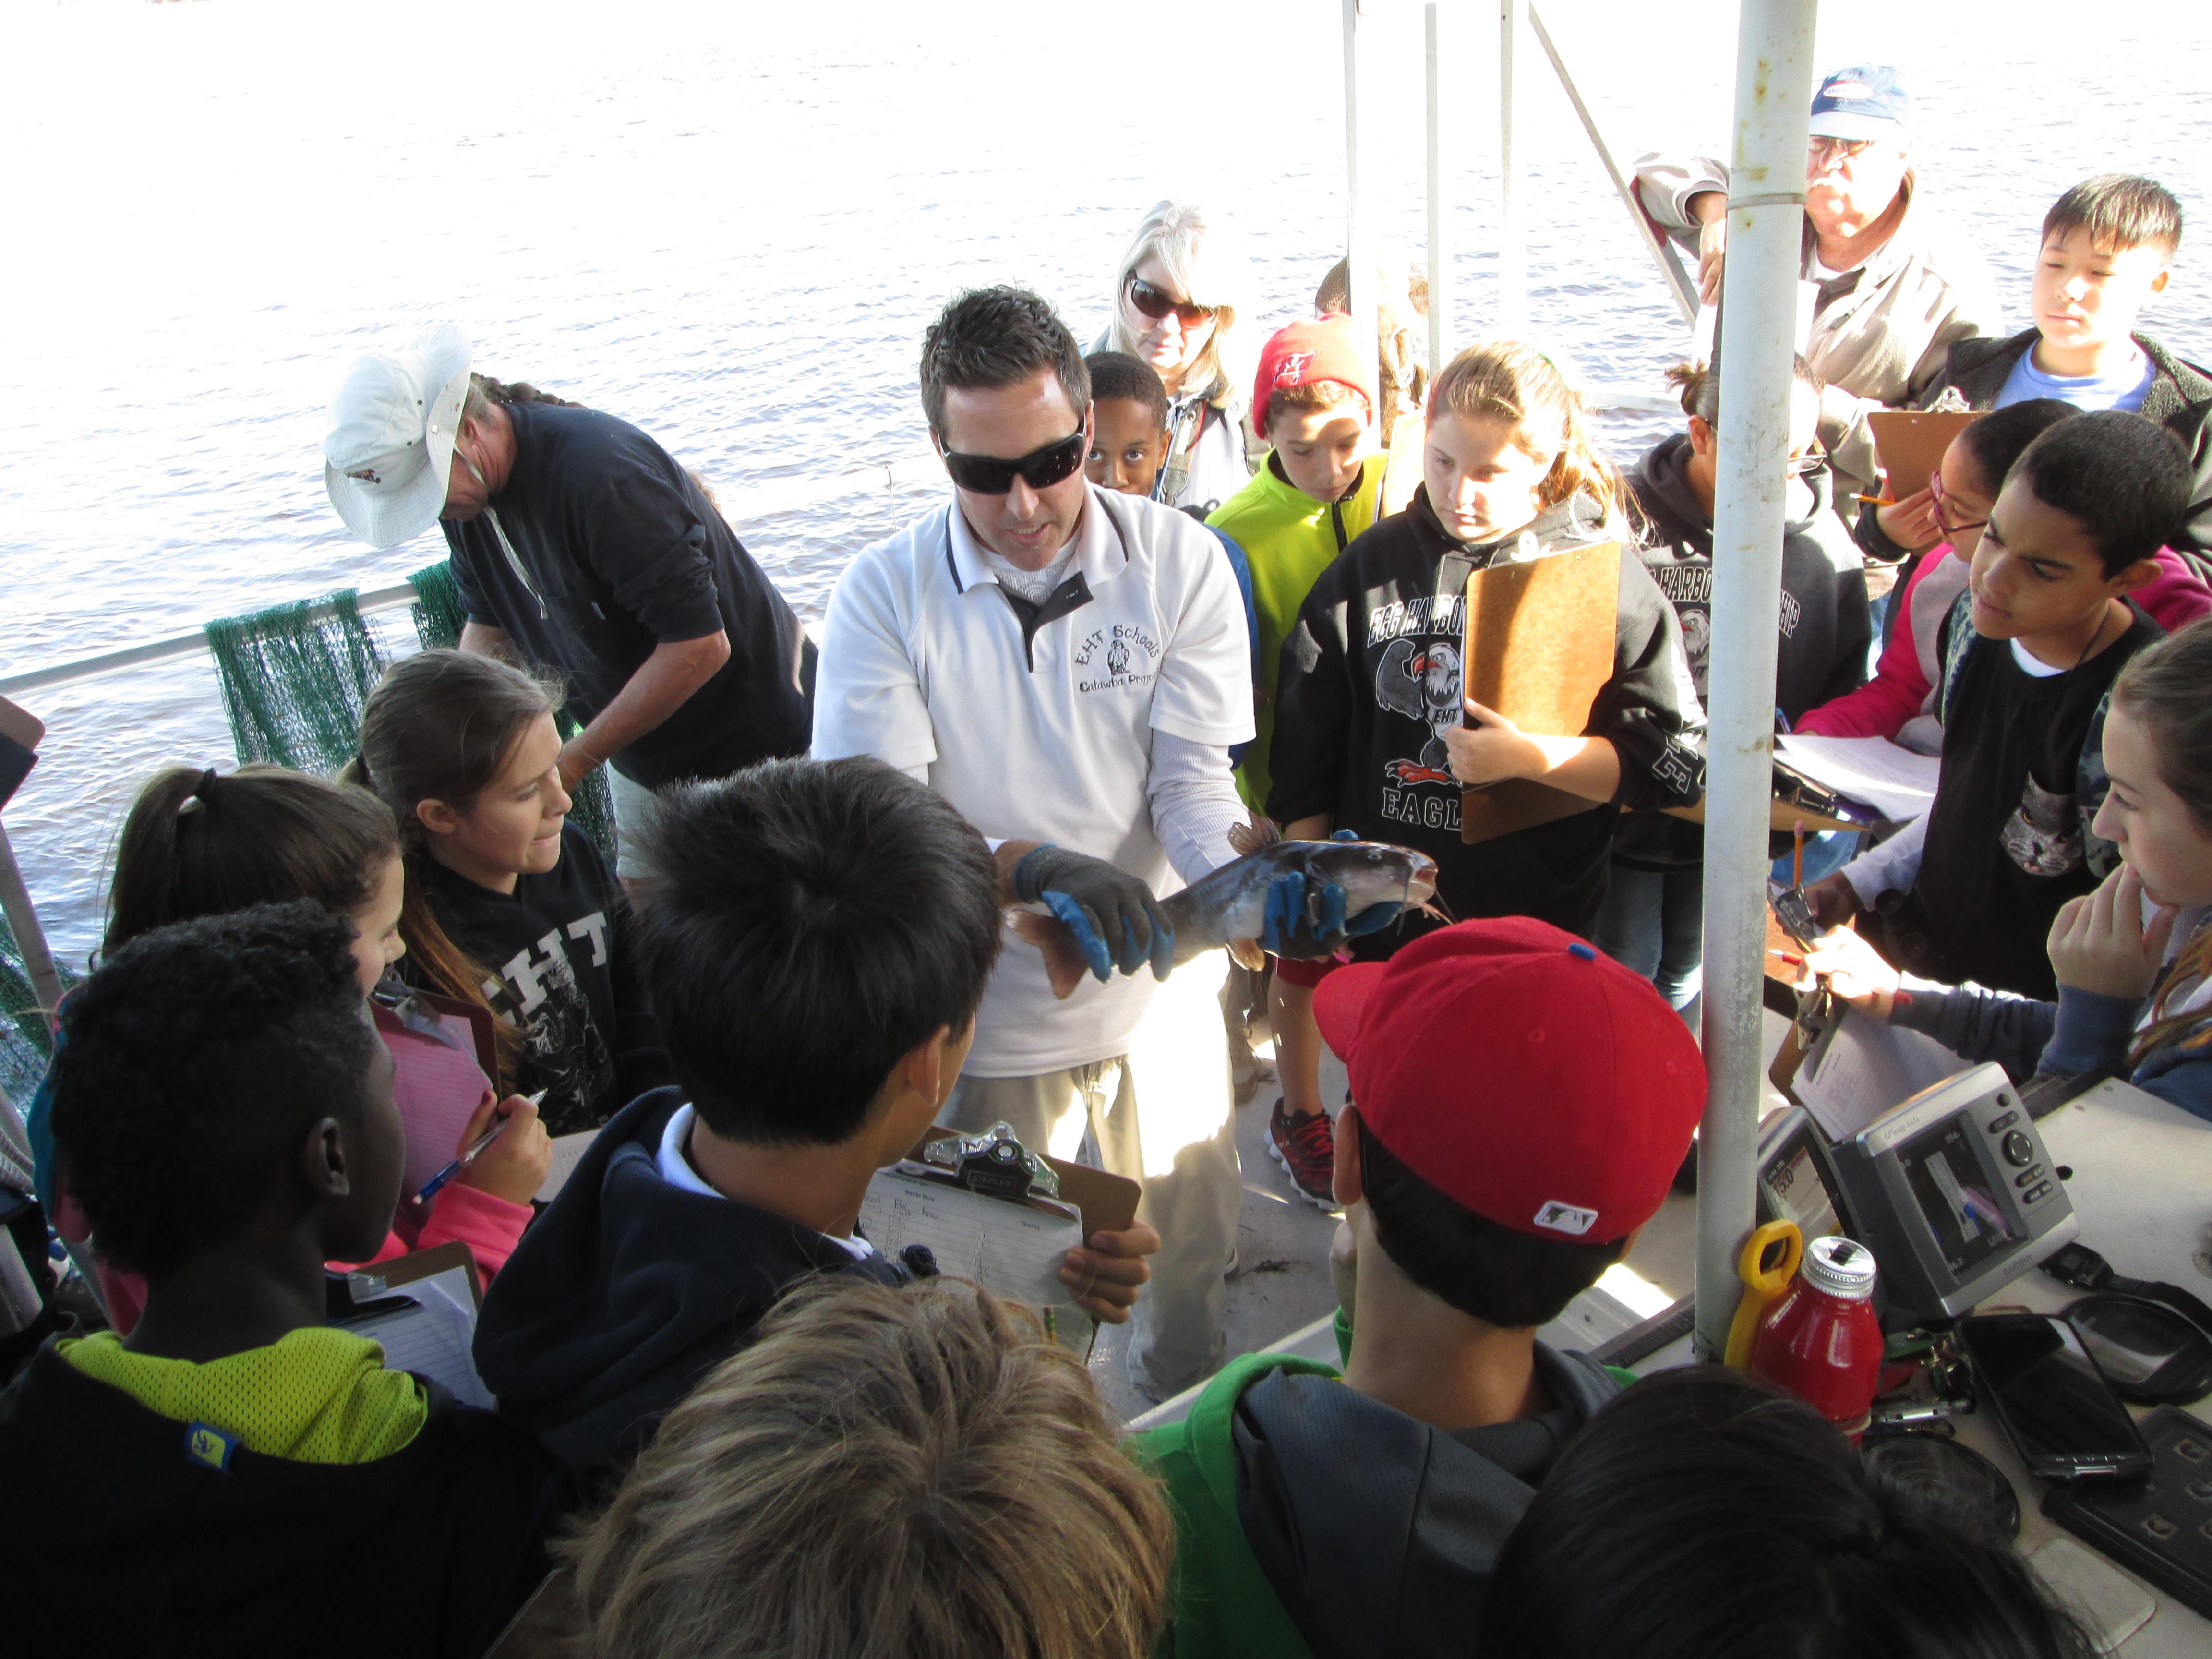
[
  {"left": 322, "top": 325, "right": 815, "bottom": 874},
  {"left": 324, "top": 322, "right": 476, "bottom": 550}
]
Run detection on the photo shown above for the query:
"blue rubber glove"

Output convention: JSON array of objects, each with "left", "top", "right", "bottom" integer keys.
[{"left": 1017, "top": 845, "right": 1176, "bottom": 983}]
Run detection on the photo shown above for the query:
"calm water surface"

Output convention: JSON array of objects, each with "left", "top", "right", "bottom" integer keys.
[{"left": 3, "top": 0, "right": 2208, "bottom": 957}]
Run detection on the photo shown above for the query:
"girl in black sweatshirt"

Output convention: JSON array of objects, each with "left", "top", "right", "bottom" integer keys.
[
  {"left": 351, "top": 650, "right": 672, "bottom": 1137},
  {"left": 1269, "top": 339, "right": 1705, "bottom": 946}
]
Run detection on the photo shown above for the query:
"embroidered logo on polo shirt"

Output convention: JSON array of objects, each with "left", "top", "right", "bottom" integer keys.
[{"left": 1073, "top": 623, "right": 1160, "bottom": 694}]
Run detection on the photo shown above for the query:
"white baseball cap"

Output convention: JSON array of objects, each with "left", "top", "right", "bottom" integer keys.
[{"left": 323, "top": 322, "right": 474, "bottom": 549}]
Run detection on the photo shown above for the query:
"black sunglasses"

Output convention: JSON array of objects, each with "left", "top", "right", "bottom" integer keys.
[
  {"left": 939, "top": 427, "right": 1088, "bottom": 495},
  {"left": 1125, "top": 273, "right": 1216, "bottom": 328}
]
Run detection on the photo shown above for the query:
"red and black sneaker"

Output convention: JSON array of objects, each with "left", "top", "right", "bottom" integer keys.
[{"left": 1267, "top": 1100, "right": 1338, "bottom": 1209}]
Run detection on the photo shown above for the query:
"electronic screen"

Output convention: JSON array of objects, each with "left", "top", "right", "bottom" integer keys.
[
  {"left": 1898, "top": 1113, "right": 2018, "bottom": 1278},
  {"left": 1760, "top": 1125, "right": 1845, "bottom": 1243},
  {"left": 1960, "top": 1313, "right": 2151, "bottom": 1476}
]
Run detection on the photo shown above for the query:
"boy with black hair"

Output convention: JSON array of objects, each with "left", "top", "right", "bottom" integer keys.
[
  {"left": 1916, "top": 176, "right": 2212, "bottom": 550},
  {"left": 1809, "top": 411, "right": 2189, "bottom": 996},
  {"left": 472, "top": 757, "right": 1162, "bottom": 1473},
  {"left": 1133, "top": 916, "right": 1706, "bottom": 1659},
  {"left": 0, "top": 904, "right": 550, "bottom": 1656}
]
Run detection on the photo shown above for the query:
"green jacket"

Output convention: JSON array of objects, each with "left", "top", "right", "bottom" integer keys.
[
  {"left": 1132, "top": 1337, "right": 1635, "bottom": 1659},
  {"left": 1210, "top": 457, "right": 1384, "bottom": 815}
]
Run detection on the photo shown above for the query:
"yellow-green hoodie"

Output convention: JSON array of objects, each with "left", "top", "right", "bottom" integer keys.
[{"left": 1209, "top": 456, "right": 1383, "bottom": 815}]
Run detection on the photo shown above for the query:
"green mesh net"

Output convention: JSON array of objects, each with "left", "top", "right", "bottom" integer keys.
[{"left": 205, "top": 589, "right": 390, "bottom": 777}]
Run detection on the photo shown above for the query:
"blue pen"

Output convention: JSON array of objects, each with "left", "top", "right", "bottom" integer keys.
[{"left": 416, "top": 1089, "right": 545, "bottom": 1203}]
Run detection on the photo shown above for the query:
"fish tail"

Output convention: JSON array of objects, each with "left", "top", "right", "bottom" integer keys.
[{"left": 1010, "top": 910, "right": 1094, "bottom": 1000}]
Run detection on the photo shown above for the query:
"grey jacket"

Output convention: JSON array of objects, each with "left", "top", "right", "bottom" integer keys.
[{"left": 1635, "top": 156, "right": 2003, "bottom": 500}]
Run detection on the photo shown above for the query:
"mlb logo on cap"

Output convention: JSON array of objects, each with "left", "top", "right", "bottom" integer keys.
[{"left": 1808, "top": 64, "right": 1911, "bottom": 141}]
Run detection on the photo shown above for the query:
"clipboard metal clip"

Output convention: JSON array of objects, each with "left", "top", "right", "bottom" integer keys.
[{"left": 923, "top": 1121, "right": 1061, "bottom": 1203}]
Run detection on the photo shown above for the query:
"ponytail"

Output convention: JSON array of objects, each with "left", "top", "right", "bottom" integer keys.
[
  {"left": 1428, "top": 339, "right": 1622, "bottom": 521},
  {"left": 105, "top": 764, "right": 397, "bottom": 961}
]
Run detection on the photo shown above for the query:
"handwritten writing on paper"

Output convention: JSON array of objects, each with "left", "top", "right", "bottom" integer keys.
[{"left": 859, "top": 1170, "right": 1085, "bottom": 1309}]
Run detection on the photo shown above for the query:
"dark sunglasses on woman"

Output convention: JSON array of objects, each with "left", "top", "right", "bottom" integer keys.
[
  {"left": 1125, "top": 273, "right": 1217, "bottom": 328},
  {"left": 938, "top": 427, "right": 1088, "bottom": 495}
]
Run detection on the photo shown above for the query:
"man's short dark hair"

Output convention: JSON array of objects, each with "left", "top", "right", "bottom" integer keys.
[
  {"left": 628, "top": 757, "right": 1003, "bottom": 1147},
  {"left": 1084, "top": 351, "right": 1169, "bottom": 428},
  {"left": 1356, "top": 1116, "right": 1626, "bottom": 1329},
  {"left": 2044, "top": 173, "right": 2183, "bottom": 259},
  {"left": 49, "top": 902, "right": 375, "bottom": 1277},
  {"left": 919, "top": 287, "right": 1091, "bottom": 438},
  {"left": 2009, "top": 410, "right": 2192, "bottom": 574}
]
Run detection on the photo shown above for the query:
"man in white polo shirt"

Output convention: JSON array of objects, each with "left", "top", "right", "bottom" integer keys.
[{"left": 814, "top": 286, "right": 1257, "bottom": 1396}]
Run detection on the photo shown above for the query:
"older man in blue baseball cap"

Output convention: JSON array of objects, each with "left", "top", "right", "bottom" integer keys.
[{"left": 1633, "top": 66, "right": 1999, "bottom": 506}]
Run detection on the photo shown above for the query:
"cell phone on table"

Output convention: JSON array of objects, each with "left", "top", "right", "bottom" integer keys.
[{"left": 1958, "top": 1311, "right": 2153, "bottom": 1481}]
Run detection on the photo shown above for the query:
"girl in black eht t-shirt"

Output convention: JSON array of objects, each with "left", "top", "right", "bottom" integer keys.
[{"left": 351, "top": 650, "right": 673, "bottom": 1136}]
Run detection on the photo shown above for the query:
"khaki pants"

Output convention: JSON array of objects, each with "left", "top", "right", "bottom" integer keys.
[{"left": 944, "top": 952, "right": 1240, "bottom": 1399}]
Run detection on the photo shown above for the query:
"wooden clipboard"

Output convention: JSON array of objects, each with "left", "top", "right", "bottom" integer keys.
[
  {"left": 1867, "top": 409, "right": 1979, "bottom": 501},
  {"left": 1460, "top": 540, "right": 1621, "bottom": 845},
  {"left": 911, "top": 1126, "right": 1141, "bottom": 1239}
]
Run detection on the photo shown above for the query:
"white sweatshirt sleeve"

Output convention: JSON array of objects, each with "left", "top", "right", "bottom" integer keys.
[
  {"left": 1841, "top": 813, "right": 1928, "bottom": 908},
  {"left": 1147, "top": 730, "right": 1249, "bottom": 887}
]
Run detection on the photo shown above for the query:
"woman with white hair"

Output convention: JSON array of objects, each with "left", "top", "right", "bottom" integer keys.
[{"left": 1096, "top": 200, "right": 1256, "bottom": 516}]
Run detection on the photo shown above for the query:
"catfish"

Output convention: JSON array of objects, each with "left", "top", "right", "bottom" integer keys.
[{"left": 1012, "top": 820, "right": 1442, "bottom": 999}]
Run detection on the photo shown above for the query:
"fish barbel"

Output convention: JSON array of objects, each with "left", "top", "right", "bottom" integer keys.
[{"left": 1012, "top": 824, "right": 1441, "bottom": 1000}]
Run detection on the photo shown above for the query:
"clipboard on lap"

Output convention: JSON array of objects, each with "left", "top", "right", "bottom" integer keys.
[{"left": 1460, "top": 540, "right": 1621, "bottom": 845}]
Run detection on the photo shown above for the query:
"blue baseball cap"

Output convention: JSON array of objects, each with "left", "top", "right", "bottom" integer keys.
[{"left": 1808, "top": 66, "right": 1911, "bottom": 141}]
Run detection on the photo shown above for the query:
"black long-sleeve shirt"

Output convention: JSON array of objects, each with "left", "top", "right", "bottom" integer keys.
[
  {"left": 1268, "top": 487, "right": 1704, "bottom": 940},
  {"left": 411, "top": 825, "right": 673, "bottom": 1135}
]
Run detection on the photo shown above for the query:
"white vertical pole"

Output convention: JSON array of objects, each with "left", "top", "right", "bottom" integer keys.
[
  {"left": 1426, "top": 0, "right": 1451, "bottom": 378},
  {"left": 1694, "top": 0, "right": 1819, "bottom": 1361},
  {"left": 1497, "top": 0, "right": 1526, "bottom": 334},
  {"left": 1343, "top": 0, "right": 1380, "bottom": 390}
]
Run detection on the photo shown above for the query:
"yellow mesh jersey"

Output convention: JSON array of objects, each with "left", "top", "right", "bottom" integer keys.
[{"left": 61, "top": 1327, "right": 427, "bottom": 1464}]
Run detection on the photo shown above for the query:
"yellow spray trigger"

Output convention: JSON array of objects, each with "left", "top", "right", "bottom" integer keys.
[{"left": 1724, "top": 1218, "right": 1804, "bottom": 1370}]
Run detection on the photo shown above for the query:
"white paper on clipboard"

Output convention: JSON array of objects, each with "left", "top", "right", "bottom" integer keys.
[
  {"left": 858, "top": 1169, "right": 1085, "bottom": 1309},
  {"left": 1794, "top": 1008, "right": 1970, "bottom": 1143},
  {"left": 338, "top": 1262, "right": 492, "bottom": 1408}
]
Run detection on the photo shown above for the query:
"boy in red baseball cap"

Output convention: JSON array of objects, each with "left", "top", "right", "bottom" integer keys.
[
  {"left": 1209, "top": 314, "right": 1384, "bottom": 1204},
  {"left": 1132, "top": 917, "right": 1706, "bottom": 1659}
]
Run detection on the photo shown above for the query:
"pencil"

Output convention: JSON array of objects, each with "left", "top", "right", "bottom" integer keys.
[
  {"left": 1792, "top": 822, "right": 1804, "bottom": 890},
  {"left": 1852, "top": 493, "right": 1895, "bottom": 506}
]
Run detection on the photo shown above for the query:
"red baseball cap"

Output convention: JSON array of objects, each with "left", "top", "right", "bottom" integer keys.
[
  {"left": 1314, "top": 917, "right": 1705, "bottom": 1242},
  {"left": 1252, "top": 313, "right": 1374, "bottom": 436}
]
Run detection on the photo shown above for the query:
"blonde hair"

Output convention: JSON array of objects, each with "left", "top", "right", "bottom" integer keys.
[
  {"left": 1428, "top": 339, "right": 1622, "bottom": 520},
  {"left": 1107, "top": 199, "right": 1254, "bottom": 411},
  {"left": 560, "top": 1276, "right": 1174, "bottom": 1659}
]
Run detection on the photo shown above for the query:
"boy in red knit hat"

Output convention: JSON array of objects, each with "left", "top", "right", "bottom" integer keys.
[
  {"left": 1133, "top": 917, "right": 1706, "bottom": 1659},
  {"left": 1209, "top": 314, "right": 1385, "bottom": 1202}
]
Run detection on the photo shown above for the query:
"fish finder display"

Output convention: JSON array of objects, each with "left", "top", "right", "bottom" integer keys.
[
  {"left": 1899, "top": 1114, "right": 2017, "bottom": 1277},
  {"left": 1762, "top": 1136, "right": 1843, "bottom": 1243}
]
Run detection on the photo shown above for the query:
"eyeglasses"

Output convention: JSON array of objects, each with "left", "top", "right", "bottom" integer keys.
[
  {"left": 1929, "top": 470, "right": 1989, "bottom": 540},
  {"left": 1786, "top": 443, "right": 1829, "bottom": 480},
  {"left": 1125, "top": 274, "right": 1217, "bottom": 329},
  {"left": 938, "top": 428, "right": 1088, "bottom": 495},
  {"left": 1807, "top": 136, "right": 1879, "bottom": 164}
]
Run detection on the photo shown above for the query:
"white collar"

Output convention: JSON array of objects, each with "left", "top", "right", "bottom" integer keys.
[
  {"left": 944, "top": 484, "right": 1130, "bottom": 597},
  {"left": 654, "top": 1104, "right": 875, "bottom": 1261}
]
